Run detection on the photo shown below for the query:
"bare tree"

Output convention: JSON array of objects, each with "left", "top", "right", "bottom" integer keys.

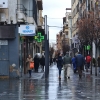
[
  {"left": 49, "top": 47, "right": 54, "bottom": 57},
  {"left": 62, "top": 44, "right": 70, "bottom": 56}
]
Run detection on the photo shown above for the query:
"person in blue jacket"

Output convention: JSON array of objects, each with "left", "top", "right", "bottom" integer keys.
[
  {"left": 72, "top": 56, "right": 77, "bottom": 73},
  {"left": 75, "top": 52, "right": 85, "bottom": 78}
]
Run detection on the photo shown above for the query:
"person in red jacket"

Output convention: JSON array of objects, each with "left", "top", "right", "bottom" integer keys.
[{"left": 86, "top": 55, "right": 91, "bottom": 70}]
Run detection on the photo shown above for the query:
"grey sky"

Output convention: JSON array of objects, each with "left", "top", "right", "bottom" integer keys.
[{"left": 43, "top": 0, "right": 71, "bottom": 43}]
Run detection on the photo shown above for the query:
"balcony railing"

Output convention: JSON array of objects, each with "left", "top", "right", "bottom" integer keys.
[{"left": 17, "top": 4, "right": 27, "bottom": 15}]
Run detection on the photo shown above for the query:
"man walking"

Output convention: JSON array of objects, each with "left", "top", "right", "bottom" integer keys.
[
  {"left": 76, "top": 52, "right": 85, "bottom": 78},
  {"left": 63, "top": 52, "right": 72, "bottom": 79}
]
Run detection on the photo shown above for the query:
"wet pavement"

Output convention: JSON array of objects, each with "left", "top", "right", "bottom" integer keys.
[{"left": 0, "top": 65, "right": 100, "bottom": 100}]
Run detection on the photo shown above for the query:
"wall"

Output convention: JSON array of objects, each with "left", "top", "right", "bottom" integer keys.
[
  {"left": 9, "top": 25, "right": 19, "bottom": 77},
  {"left": 8, "top": 0, "right": 17, "bottom": 24}
]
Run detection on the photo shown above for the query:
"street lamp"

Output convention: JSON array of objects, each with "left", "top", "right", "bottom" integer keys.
[{"left": 44, "top": 15, "right": 49, "bottom": 79}]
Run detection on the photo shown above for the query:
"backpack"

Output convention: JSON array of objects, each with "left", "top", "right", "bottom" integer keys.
[{"left": 86, "top": 56, "right": 91, "bottom": 63}]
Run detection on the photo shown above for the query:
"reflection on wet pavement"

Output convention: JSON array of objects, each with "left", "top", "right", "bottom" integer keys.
[{"left": 0, "top": 65, "right": 100, "bottom": 100}]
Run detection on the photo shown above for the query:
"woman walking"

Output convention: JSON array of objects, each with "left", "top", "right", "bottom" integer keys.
[
  {"left": 56, "top": 53, "right": 63, "bottom": 79},
  {"left": 26, "top": 55, "right": 33, "bottom": 78}
]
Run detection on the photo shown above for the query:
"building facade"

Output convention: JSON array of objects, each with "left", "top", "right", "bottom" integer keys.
[
  {"left": 71, "top": 0, "right": 100, "bottom": 56},
  {"left": 0, "top": 0, "right": 44, "bottom": 77},
  {"left": 56, "top": 32, "right": 62, "bottom": 51},
  {"left": 71, "top": 0, "right": 79, "bottom": 36}
]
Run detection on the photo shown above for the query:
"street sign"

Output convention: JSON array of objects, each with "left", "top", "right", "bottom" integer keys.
[{"left": 35, "top": 32, "right": 44, "bottom": 42}]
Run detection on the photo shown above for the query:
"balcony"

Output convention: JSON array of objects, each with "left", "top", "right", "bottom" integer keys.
[
  {"left": 37, "top": 0, "right": 43, "bottom": 10},
  {"left": 16, "top": 4, "right": 27, "bottom": 22}
]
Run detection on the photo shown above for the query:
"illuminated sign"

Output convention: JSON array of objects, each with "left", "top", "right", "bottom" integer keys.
[
  {"left": 35, "top": 32, "right": 44, "bottom": 42},
  {"left": 19, "top": 25, "right": 35, "bottom": 36}
]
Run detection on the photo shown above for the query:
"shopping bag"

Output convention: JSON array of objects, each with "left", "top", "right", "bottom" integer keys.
[{"left": 30, "top": 62, "right": 34, "bottom": 69}]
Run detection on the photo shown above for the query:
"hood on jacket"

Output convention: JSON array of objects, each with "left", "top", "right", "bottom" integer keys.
[{"left": 66, "top": 52, "right": 69, "bottom": 57}]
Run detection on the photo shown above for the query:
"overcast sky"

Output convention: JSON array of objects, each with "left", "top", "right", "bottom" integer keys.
[{"left": 43, "top": 0, "right": 71, "bottom": 43}]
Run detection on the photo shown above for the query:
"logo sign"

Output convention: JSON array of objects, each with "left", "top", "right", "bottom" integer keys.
[
  {"left": 19, "top": 25, "right": 35, "bottom": 36},
  {"left": 35, "top": 32, "right": 44, "bottom": 42}
]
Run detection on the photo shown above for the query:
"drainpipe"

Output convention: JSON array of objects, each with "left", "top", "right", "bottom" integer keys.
[{"left": 86, "top": 0, "right": 88, "bottom": 13}]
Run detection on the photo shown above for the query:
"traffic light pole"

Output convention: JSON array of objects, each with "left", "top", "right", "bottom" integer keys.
[
  {"left": 44, "top": 15, "right": 49, "bottom": 79},
  {"left": 47, "top": 25, "right": 49, "bottom": 76}
]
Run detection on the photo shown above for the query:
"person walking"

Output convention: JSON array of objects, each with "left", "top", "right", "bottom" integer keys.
[
  {"left": 86, "top": 54, "right": 91, "bottom": 72},
  {"left": 56, "top": 53, "right": 63, "bottom": 79},
  {"left": 40, "top": 55, "right": 45, "bottom": 71},
  {"left": 72, "top": 56, "right": 77, "bottom": 73},
  {"left": 26, "top": 55, "right": 33, "bottom": 78},
  {"left": 97, "top": 56, "right": 100, "bottom": 73},
  {"left": 34, "top": 54, "right": 40, "bottom": 72},
  {"left": 50, "top": 55, "right": 53, "bottom": 66},
  {"left": 76, "top": 52, "right": 85, "bottom": 79},
  {"left": 63, "top": 52, "right": 72, "bottom": 79}
]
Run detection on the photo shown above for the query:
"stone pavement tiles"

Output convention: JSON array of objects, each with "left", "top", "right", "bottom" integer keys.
[{"left": 0, "top": 65, "right": 100, "bottom": 100}]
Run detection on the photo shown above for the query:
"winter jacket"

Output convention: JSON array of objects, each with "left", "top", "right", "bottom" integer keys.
[
  {"left": 97, "top": 57, "right": 100, "bottom": 67},
  {"left": 40, "top": 56, "right": 45, "bottom": 66},
  {"left": 26, "top": 58, "right": 33, "bottom": 70},
  {"left": 63, "top": 54, "right": 71, "bottom": 65},
  {"left": 86, "top": 56, "right": 91, "bottom": 63},
  {"left": 72, "top": 57, "right": 76, "bottom": 69},
  {"left": 56, "top": 56, "right": 63, "bottom": 67},
  {"left": 34, "top": 56, "right": 40, "bottom": 67},
  {"left": 72, "top": 57, "right": 76, "bottom": 64},
  {"left": 76, "top": 54, "right": 85, "bottom": 67}
]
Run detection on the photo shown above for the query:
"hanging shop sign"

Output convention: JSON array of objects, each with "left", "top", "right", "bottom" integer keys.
[
  {"left": 19, "top": 25, "right": 35, "bottom": 36},
  {"left": 35, "top": 32, "right": 44, "bottom": 42}
]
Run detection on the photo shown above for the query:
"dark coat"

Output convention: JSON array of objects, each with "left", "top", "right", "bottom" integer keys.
[
  {"left": 76, "top": 54, "right": 85, "bottom": 67},
  {"left": 40, "top": 56, "right": 45, "bottom": 66},
  {"left": 34, "top": 56, "right": 40, "bottom": 68},
  {"left": 56, "top": 56, "right": 63, "bottom": 68},
  {"left": 97, "top": 57, "right": 100, "bottom": 67}
]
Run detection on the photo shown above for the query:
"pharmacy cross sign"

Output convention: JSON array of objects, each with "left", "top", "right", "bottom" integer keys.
[{"left": 35, "top": 32, "right": 44, "bottom": 42}]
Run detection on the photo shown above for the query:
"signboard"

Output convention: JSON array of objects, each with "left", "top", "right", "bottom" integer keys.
[
  {"left": 0, "top": 0, "right": 8, "bottom": 8},
  {"left": 0, "top": 40, "right": 8, "bottom": 45},
  {"left": 35, "top": 32, "right": 44, "bottom": 42},
  {"left": 87, "top": 45, "right": 91, "bottom": 50},
  {"left": 84, "top": 45, "right": 91, "bottom": 50},
  {"left": 19, "top": 25, "right": 35, "bottom": 36},
  {"left": 0, "top": 25, "right": 16, "bottom": 39}
]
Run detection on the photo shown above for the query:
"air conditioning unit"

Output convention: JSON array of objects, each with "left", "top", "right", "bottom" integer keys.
[
  {"left": 17, "top": 11, "right": 26, "bottom": 22},
  {"left": 0, "top": 0, "right": 8, "bottom": 8},
  {"left": 0, "top": 13, "right": 6, "bottom": 22}
]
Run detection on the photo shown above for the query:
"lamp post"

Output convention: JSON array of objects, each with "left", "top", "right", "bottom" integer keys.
[{"left": 44, "top": 15, "right": 49, "bottom": 79}]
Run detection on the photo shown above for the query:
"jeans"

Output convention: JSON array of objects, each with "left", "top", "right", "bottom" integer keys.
[
  {"left": 87, "top": 62, "right": 90, "bottom": 68},
  {"left": 28, "top": 70, "right": 32, "bottom": 77},
  {"left": 58, "top": 66, "right": 62, "bottom": 77}
]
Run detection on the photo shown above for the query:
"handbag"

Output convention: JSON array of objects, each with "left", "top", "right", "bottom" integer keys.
[{"left": 30, "top": 62, "right": 34, "bottom": 69}]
